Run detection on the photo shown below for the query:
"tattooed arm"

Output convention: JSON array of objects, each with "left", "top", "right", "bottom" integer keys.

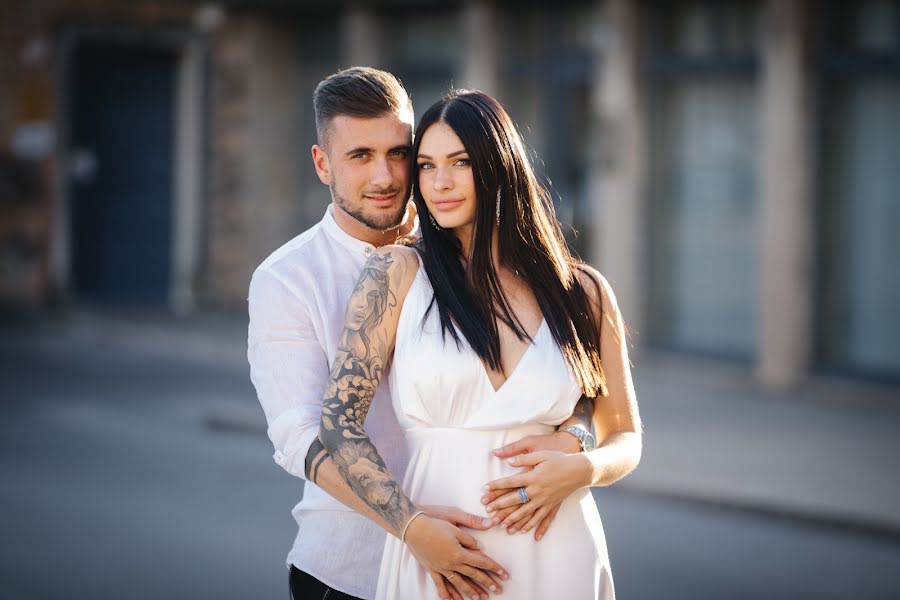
[{"left": 319, "top": 246, "right": 509, "bottom": 596}]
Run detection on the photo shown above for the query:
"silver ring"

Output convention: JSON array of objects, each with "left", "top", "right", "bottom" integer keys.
[
  {"left": 518, "top": 487, "right": 529, "bottom": 504},
  {"left": 447, "top": 573, "right": 457, "bottom": 581}
]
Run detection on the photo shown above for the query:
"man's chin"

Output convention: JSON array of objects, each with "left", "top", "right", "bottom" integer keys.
[{"left": 359, "top": 206, "right": 407, "bottom": 231}]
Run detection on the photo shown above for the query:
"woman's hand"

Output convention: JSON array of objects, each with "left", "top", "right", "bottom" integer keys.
[
  {"left": 405, "top": 515, "right": 508, "bottom": 600},
  {"left": 482, "top": 451, "right": 592, "bottom": 538},
  {"left": 480, "top": 431, "right": 582, "bottom": 539}
]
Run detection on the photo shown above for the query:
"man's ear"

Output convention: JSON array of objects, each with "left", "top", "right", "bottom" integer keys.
[{"left": 311, "top": 144, "right": 331, "bottom": 185}]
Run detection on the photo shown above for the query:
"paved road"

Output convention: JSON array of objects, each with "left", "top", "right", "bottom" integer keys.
[{"left": 1, "top": 321, "right": 898, "bottom": 599}]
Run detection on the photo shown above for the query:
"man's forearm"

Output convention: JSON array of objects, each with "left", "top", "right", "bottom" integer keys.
[{"left": 303, "top": 437, "right": 394, "bottom": 534}]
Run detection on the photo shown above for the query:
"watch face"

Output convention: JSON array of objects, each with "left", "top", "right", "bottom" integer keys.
[{"left": 582, "top": 434, "right": 596, "bottom": 452}]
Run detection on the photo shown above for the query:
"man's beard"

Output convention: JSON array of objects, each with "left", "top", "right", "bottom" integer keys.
[{"left": 332, "top": 184, "right": 407, "bottom": 232}]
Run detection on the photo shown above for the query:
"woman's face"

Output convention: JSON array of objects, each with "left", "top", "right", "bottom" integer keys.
[{"left": 416, "top": 121, "right": 477, "bottom": 231}]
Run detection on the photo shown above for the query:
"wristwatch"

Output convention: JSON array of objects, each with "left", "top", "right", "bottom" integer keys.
[{"left": 559, "top": 425, "right": 596, "bottom": 452}]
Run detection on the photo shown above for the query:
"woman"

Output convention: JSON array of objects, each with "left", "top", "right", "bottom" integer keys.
[{"left": 319, "top": 90, "right": 642, "bottom": 600}]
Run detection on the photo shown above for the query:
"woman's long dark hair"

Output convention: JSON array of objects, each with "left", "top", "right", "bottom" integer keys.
[{"left": 411, "top": 90, "right": 608, "bottom": 398}]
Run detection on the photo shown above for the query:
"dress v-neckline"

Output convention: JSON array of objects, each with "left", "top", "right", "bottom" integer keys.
[{"left": 479, "top": 318, "right": 546, "bottom": 394}]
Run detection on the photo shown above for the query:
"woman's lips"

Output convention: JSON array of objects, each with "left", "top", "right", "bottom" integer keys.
[{"left": 432, "top": 198, "right": 465, "bottom": 211}]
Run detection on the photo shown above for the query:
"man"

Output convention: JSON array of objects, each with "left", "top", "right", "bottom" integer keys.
[{"left": 248, "top": 67, "right": 595, "bottom": 600}]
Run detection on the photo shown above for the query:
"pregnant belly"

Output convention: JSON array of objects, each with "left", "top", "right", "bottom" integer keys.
[
  {"left": 401, "top": 424, "right": 554, "bottom": 515},
  {"left": 399, "top": 424, "right": 608, "bottom": 587}
]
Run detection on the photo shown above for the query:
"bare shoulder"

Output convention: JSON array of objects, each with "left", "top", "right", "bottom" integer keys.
[{"left": 574, "top": 264, "right": 621, "bottom": 318}]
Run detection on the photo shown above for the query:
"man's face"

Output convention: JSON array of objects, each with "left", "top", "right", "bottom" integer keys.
[{"left": 316, "top": 114, "right": 413, "bottom": 231}]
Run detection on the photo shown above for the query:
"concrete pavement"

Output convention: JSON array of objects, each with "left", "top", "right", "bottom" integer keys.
[{"left": 6, "top": 309, "right": 900, "bottom": 538}]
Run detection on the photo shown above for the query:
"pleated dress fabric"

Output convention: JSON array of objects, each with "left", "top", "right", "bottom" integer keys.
[{"left": 376, "top": 257, "right": 614, "bottom": 600}]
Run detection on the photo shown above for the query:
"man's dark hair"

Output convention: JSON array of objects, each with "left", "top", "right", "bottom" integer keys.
[{"left": 313, "top": 67, "right": 413, "bottom": 148}]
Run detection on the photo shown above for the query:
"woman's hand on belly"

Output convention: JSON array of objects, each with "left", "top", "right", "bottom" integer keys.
[{"left": 482, "top": 451, "right": 592, "bottom": 540}]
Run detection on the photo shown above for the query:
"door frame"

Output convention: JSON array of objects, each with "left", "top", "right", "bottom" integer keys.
[{"left": 52, "top": 24, "right": 207, "bottom": 312}]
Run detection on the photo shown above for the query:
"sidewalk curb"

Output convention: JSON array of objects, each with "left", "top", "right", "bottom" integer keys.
[{"left": 608, "top": 484, "right": 900, "bottom": 544}]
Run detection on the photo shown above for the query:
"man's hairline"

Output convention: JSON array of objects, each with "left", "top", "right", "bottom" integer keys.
[{"left": 317, "top": 109, "right": 415, "bottom": 153}]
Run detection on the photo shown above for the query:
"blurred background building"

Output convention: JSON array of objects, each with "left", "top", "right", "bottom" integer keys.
[{"left": 1, "top": 0, "right": 898, "bottom": 387}]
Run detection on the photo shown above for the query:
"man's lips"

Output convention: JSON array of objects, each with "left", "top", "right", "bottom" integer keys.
[
  {"left": 364, "top": 191, "right": 401, "bottom": 206},
  {"left": 432, "top": 198, "right": 465, "bottom": 211}
]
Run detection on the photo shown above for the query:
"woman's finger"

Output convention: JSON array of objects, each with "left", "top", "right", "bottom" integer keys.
[
  {"left": 491, "top": 435, "right": 536, "bottom": 458},
  {"left": 519, "top": 505, "right": 550, "bottom": 533},
  {"left": 534, "top": 504, "right": 562, "bottom": 541},
  {"left": 489, "top": 504, "right": 517, "bottom": 525},
  {"left": 506, "top": 451, "right": 552, "bottom": 468},
  {"left": 480, "top": 487, "right": 506, "bottom": 505},
  {"left": 500, "top": 500, "right": 539, "bottom": 530},
  {"left": 486, "top": 488, "right": 530, "bottom": 513},
  {"left": 484, "top": 472, "right": 528, "bottom": 491}
]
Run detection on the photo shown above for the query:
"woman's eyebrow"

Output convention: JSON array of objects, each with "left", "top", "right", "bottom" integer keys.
[{"left": 417, "top": 149, "right": 467, "bottom": 159}]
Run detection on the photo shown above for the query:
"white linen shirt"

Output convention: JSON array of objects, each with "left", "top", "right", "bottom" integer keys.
[{"left": 247, "top": 205, "right": 409, "bottom": 600}]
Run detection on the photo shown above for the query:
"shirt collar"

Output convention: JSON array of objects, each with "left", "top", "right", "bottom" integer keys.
[{"left": 321, "top": 204, "right": 377, "bottom": 255}]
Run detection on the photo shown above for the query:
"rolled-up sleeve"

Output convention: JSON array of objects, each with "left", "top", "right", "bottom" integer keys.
[{"left": 248, "top": 267, "right": 328, "bottom": 480}]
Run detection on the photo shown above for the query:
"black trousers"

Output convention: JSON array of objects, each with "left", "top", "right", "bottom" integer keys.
[{"left": 289, "top": 565, "right": 364, "bottom": 600}]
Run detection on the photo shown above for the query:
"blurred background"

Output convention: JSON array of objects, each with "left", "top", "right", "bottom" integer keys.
[{"left": 1, "top": 0, "right": 899, "bottom": 598}]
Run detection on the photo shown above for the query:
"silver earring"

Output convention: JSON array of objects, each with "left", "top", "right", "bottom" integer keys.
[
  {"left": 495, "top": 189, "right": 502, "bottom": 226},
  {"left": 428, "top": 211, "right": 442, "bottom": 230}
]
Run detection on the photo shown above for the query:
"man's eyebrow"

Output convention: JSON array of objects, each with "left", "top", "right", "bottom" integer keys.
[
  {"left": 390, "top": 144, "right": 412, "bottom": 153},
  {"left": 416, "top": 149, "right": 467, "bottom": 160},
  {"left": 345, "top": 146, "right": 372, "bottom": 157}
]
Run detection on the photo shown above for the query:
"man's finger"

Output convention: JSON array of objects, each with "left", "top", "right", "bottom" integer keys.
[
  {"left": 456, "top": 564, "right": 501, "bottom": 595},
  {"left": 430, "top": 571, "right": 452, "bottom": 600},
  {"left": 460, "top": 548, "right": 508, "bottom": 580},
  {"left": 448, "top": 574, "right": 485, "bottom": 600},
  {"left": 455, "top": 529, "right": 481, "bottom": 550},
  {"left": 535, "top": 504, "right": 561, "bottom": 541},
  {"left": 491, "top": 436, "right": 534, "bottom": 458},
  {"left": 423, "top": 505, "right": 493, "bottom": 530},
  {"left": 457, "top": 509, "right": 494, "bottom": 530}
]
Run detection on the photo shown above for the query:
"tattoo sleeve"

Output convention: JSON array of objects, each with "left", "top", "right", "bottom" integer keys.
[
  {"left": 304, "top": 438, "right": 328, "bottom": 483},
  {"left": 318, "top": 252, "right": 417, "bottom": 535}
]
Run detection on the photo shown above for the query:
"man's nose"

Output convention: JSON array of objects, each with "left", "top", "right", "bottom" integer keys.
[{"left": 370, "top": 156, "right": 393, "bottom": 188}]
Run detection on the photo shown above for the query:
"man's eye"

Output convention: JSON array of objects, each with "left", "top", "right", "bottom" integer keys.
[
  {"left": 352, "top": 153, "right": 367, "bottom": 159},
  {"left": 391, "top": 149, "right": 409, "bottom": 157}
]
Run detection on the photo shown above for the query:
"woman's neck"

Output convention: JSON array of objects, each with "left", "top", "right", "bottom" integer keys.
[{"left": 454, "top": 225, "right": 501, "bottom": 271}]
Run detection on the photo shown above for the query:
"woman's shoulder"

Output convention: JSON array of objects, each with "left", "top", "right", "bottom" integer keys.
[{"left": 573, "top": 263, "right": 620, "bottom": 317}]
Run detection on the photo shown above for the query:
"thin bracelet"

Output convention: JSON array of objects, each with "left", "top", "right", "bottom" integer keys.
[{"left": 400, "top": 510, "right": 427, "bottom": 543}]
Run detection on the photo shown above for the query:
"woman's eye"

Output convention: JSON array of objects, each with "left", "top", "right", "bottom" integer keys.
[
  {"left": 455, "top": 158, "right": 470, "bottom": 167},
  {"left": 417, "top": 162, "right": 434, "bottom": 170}
]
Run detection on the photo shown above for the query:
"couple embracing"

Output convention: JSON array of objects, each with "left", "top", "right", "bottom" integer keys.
[{"left": 248, "top": 67, "right": 642, "bottom": 600}]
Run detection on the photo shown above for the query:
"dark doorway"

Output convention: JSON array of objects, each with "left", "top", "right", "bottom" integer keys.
[{"left": 69, "top": 41, "right": 177, "bottom": 305}]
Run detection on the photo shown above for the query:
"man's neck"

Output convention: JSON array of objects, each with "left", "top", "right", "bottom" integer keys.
[{"left": 331, "top": 202, "right": 416, "bottom": 247}]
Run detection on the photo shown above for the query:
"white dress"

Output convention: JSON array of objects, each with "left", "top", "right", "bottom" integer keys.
[{"left": 377, "top": 259, "right": 614, "bottom": 600}]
